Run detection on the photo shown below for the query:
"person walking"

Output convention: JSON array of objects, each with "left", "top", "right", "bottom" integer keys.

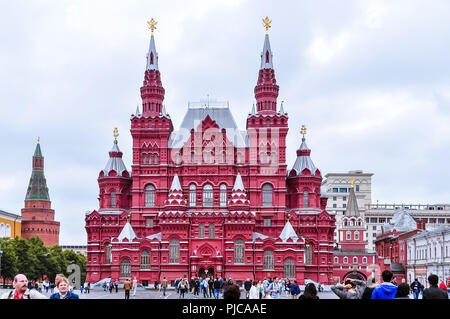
[
  {"left": 410, "top": 278, "right": 421, "bottom": 299},
  {"left": 371, "top": 271, "right": 398, "bottom": 299},
  {"left": 290, "top": 280, "right": 300, "bottom": 299},
  {"left": 268, "top": 277, "right": 281, "bottom": 299},
  {"left": 115, "top": 279, "right": 119, "bottom": 293},
  {"left": 50, "top": 277, "right": 79, "bottom": 299},
  {"left": 178, "top": 279, "right": 187, "bottom": 299},
  {"left": 213, "top": 277, "right": 221, "bottom": 299},
  {"left": 132, "top": 277, "right": 138, "bottom": 297},
  {"left": 1, "top": 274, "right": 47, "bottom": 299},
  {"left": 423, "top": 274, "right": 448, "bottom": 299},
  {"left": 331, "top": 278, "right": 366, "bottom": 299},
  {"left": 193, "top": 278, "right": 200, "bottom": 299},
  {"left": 123, "top": 279, "right": 131, "bottom": 299},
  {"left": 249, "top": 280, "right": 259, "bottom": 299},
  {"left": 161, "top": 277, "right": 168, "bottom": 297},
  {"left": 109, "top": 279, "right": 114, "bottom": 293},
  {"left": 244, "top": 278, "right": 252, "bottom": 299},
  {"left": 203, "top": 277, "right": 209, "bottom": 298}
]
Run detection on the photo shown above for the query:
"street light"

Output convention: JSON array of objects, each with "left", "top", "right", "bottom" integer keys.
[{"left": 0, "top": 242, "right": 3, "bottom": 282}]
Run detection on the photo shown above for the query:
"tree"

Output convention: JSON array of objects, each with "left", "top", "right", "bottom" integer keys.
[{"left": 0, "top": 238, "right": 18, "bottom": 285}]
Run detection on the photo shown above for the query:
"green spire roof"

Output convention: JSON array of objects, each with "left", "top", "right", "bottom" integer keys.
[
  {"left": 34, "top": 141, "right": 42, "bottom": 157},
  {"left": 25, "top": 141, "right": 50, "bottom": 201}
]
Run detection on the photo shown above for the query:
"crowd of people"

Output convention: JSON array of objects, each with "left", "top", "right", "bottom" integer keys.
[
  {"left": 1, "top": 271, "right": 448, "bottom": 300},
  {"left": 330, "top": 271, "right": 448, "bottom": 300}
]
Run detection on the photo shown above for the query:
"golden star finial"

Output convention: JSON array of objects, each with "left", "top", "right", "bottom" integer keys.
[
  {"left": 262, "top": 16, "right": 272, "bottom": 34},
  {"left": 300, "top": 125, "right": 307, "bottom": 140},
  {"left": 37, "top": 136, "right": 40, "bottom": 144},
  {"left": 147, "top": 18, "right": 157, "bottom": 35},
  {"left": 113, "top": 127, "right": 119, "bottom": 141}
]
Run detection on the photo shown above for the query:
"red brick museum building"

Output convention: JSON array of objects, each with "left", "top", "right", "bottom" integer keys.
[{"left": 85, "top": 20, "right": 339, "bottom": 286}]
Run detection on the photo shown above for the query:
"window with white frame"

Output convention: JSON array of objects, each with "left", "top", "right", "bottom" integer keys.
[
  {"left": 220, "top": 184, "right": 227, "bottom": 207},
  {"left": 263, "top": 250, "right": 274, "bottom": 270},
  {"left": 189, "top": 184, "right": 196, "bottom": 206},
  {"left": 234, "top": 239, "right": 245, "bottom": 263},
  {"left": 145, "top": 185, "right": 155, "bottom": 207},
  {"left": 203, "top": 184, "right": 213, "bottom": 207}
]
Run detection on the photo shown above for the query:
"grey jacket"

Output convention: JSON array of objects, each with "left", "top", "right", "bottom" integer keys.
[{"left": 331, "top": 280, "right": 366, "bottom": 299}]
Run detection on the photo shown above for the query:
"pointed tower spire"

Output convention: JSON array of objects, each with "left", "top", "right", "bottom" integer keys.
[
  {"left": 141, "top": 18, "right": 165, "bottom": 117},
  {"left": 103, "top": 128, "right": 129, "bottom": 177},
  {"left": 135, "top": 104, "right": 140, "bottom": 117},
  {"left": 279, "top": 100, "right": 285, "bottom": 115},
  {"left": 344, "top": 178, "right": 360, "bottom": 217},
  {"left": 25, "top": 139, "right": 50, "bottom": 201},
  {"left": 290, "top": 125, "right": 319, "bottom": 176},
  {"left": 255, "top": 17, "right": 279, "bottom": 115}
]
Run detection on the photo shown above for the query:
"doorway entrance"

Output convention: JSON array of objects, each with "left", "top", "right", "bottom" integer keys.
[{"left": 198, "top": 267, "right": 215, "bottom": 279}]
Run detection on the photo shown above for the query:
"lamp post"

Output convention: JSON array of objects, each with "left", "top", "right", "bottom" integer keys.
[{"left": 0, "top": 243, "right": 3, "bottom": 286}]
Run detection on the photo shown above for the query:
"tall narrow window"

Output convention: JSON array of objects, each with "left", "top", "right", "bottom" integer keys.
[
  {"left": 199, "top": 224, "right": 205, "bottom": 239},
  {"left": 203, "top": 184, "right": 213, "bottom": 207},
  {"left": 303, "top": 191, "right": 309, "bottom": 208},
  {"left": 145, "top": 185, "right": 155, "bottom": 207},
  {"left": 263, "top": 250, "right": 274, "bottom": 270},
  {"left": 262, "top": 184, "right": 273, "bottom": 206},
  {"left": 110, "top": 191, "right": 116, "bottom": 208},
  {"left": 120, "top": 258, "right": 131, "bottom": 278},
  {"left": 284, "top": 258, "right": 295, "bottom": 278},
  {"left": 140, "top": 250, "right": 151, "bottom": 269},
  {"left": 220, "top": 184, "right": 227, "bottom": 207},
  {"left": 105, "top": 243, "right": 112, "bottom": 264},
  {"left": 305, "top": 244, "right": 313, "bottom": 265},
  {"left": 234, "top": 239, "right": 245, "bottom": 264},
  {"left": 209, "top": 224, "right": 215, "bottom": 239},
  {"left": 189, "top": 184, "right": 196, "bottom": 206},
  {"left": 169, "top": 239, "right": 180, "bottom": 263}
]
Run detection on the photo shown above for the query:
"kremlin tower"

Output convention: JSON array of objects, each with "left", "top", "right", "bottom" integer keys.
[{"left": 21, "top": 139, "right": 60, "bottom": 246}]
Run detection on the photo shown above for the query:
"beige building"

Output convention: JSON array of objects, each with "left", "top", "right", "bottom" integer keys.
[
  {"left": 61, "top": 245, "right": 87, "bottom": 257},
  {"left": 322, "top": 170, "right": 373, "bottom": 247}
]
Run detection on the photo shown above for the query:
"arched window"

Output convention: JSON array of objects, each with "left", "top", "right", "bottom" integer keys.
[
  {"left": 343, "top": 257, "right": 348, "bottom": 264},
  {"left": 5, "top": 224, "right": 11, "bottom": 237},
  {"left": 220, "top": 184, "right": 227, "bottom": 207},
  {"left": 354, "top": 231, "right": 360, "bottom": 241},
  {"left": 189, "top": 184, "right": 196, "bottom": 207},
  {"left": 271, "top": 152, "right": 277, "bottom": 164},
  {"left": 262, "top": 184, "right": 273, "bottom": 206},
  {"left": 110, "top": 191, "right": 116, "bottom": 208},
  {"left": 362, "top": 257, "right": 367, "bottom": 264},
  {"left": 0, "top": 223, "right": 5, "bottom": 238},
  {"left": 346, "top": 231, "right": 352, "bottom": 240},
  {"left": 237, "top": 152, "right": 242, "bottom": 164},
  {"left": 353, "top": 257, "right": 358, "bottom": 264},
  {"left": 169, "top": 239, "right": 180, "bottom": 264},
  {"left": 140, "top": 250, "right": 151, "bottom": 269},
  {"left": 105, "top": 243, "right": 112, "bottom": 264},
  {"left": 263, "top": 250, "right": 274, "bottom": 270},
  {"left": 120, "top": 258, "right": 131, "bottom": 278},
  {"left": 203, "top": 184, "right": 213, "bottom": 207},
  {"left": 145, "top": 185, "right": 155, "bottom": 207},
  {"left": 234, "top": 239, "right": 245, "bottom": 264},
  {"left": 305, "top": 244, "right": 313, "bottom": 265},
  {"left": 209, "top": 224, "right": 215, "bottom": 239},
  {"left": 154, "top": 154, "right": 158, "bottom": 164},
  {"left": 334, "top": 256, "right": 339, "bottom": 264},
  {"left": 303, "top": 191, "right": 309, "bottom": 208},
  {"left": 284, "top": 258, "right": 295, "bottom": 278}
]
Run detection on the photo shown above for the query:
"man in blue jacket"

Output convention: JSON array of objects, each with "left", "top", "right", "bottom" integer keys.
[{"left": 371, "top": 270, "right": 397, "bottom": 299}]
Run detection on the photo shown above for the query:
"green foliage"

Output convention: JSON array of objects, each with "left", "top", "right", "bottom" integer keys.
[{"left": 0, "top": 236, "right": 86, "bottom": 284}]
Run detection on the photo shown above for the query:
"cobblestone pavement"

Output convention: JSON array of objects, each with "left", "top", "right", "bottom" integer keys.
[{"left": 0, "top": 288, "right": 341, "bottom": 299}]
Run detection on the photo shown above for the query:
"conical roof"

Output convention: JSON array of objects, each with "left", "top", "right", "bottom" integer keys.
[
  {"left": 146, "top": 34, "right": 159, "bottom": 70},
  {"left": 344, "top": 185, "right": 360, "bottom": 217},
  {"left": 103, "top": 140, "right": 129, "bottom": 177},
  {"left": 260, "top": 34, "right": 274, "bottom": 69},
  {"left": 25, "top": 141, "right": 50, "bottom": 201},
  {"left": 279, "top": 221, "right": 299, "bottom": 243},
  {"left": 290, "top": 138, "right": 319, "bottom": 176},
  {"left": 117, "top": 221, "right": 137, "bottom": 242}
]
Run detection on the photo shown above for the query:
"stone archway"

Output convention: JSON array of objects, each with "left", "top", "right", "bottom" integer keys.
[
  {"left": 343, "top": 271, "right": 367, "bottom": 282},
  {"left": 199, "top": 267, "right": 206, "bottom": 278}
]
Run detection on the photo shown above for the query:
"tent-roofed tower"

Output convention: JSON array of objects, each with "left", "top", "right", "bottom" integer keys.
[{"left": 21, "top": 138, "right": 60, "bottom": 246}]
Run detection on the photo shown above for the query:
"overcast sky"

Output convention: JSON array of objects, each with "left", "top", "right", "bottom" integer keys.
[{"left": 1, "top": 0, "right": 449, "bottom": 244}]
